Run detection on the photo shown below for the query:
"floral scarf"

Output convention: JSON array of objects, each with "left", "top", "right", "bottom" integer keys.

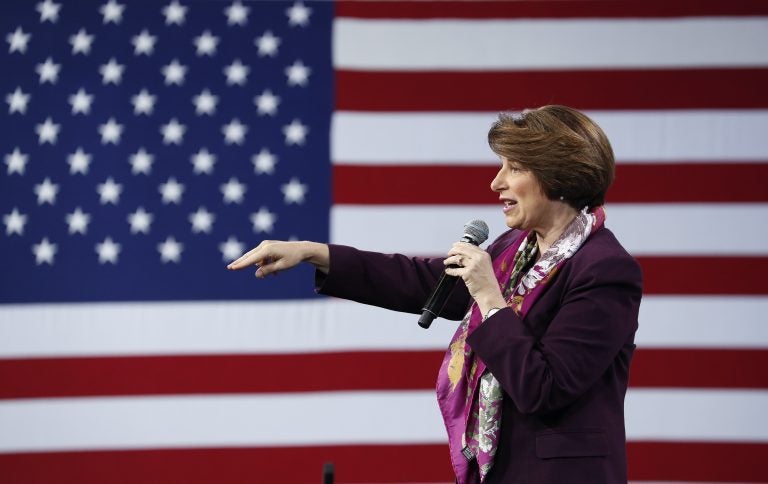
[{"left": 436, "top": 206, "right": 606, "bottom": 483}]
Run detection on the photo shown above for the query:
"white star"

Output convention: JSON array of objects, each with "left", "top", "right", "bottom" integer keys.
[
  {"left": 285, "top": 59, "right": 310, "bottom": 87},
  {"left": 67, "top": 147, "right": 91, "bottom": 174},
  {"left": 222, "top": 118, "right": 247, "bottom": 145},
  {"left": 223, "top": 59, "right": 249, "bottom": 86},
  {"left": 95, "top": 237, "right": 121, "bottom": 264},
  {"left": 220, "top": 177, "right": 246, "bottom": 204},
  {"left": 69, "top": 88, "right": 93, "bottom": 114},
  {"left": 100, "top": 0, "right": 125, "bottom": 24},
  {"left": 192, "top": 89, "right": 217, "bottom": 115},
  {"left": 160, "top": 118, "right": 186, "bottom": 145},
  {"left": 189, "top": 206, "right": 215, "bottom": 233},
  {"left": 250, "top": 207, "right": 276, "bottom": 233},
  {"left": 158, "top": 236, "right": 183, "bottom": 263},
  {"left": 32, "top": 238, "right": 57, "bottom": 265},
  {"left": 225, "top": 1, "right": 249, "bottom": 26},
  {"left": 36, "top": 117, "right": 60, "bottom": 144},
  {"left": 129, "top": 148, "right": 154, "bottom": 175},
  {"left": 193, "top": 30, "right": 218, "bottom": 56},
  {"left": 132, "top": 29, "right": 156, "bottom": 55},
  {"left": 131, "top": 88, "right": 156, "bottom": 115},
  {"left": 255, "top": 31, "right": 280, "bottom": 57},
  {"left": 3, "top": 208, "right": 27, "bottom": 235},
  {"left": 97, "top": 177, "right": 122, "bottom": 204},
  {"left": 286, "top": 1, "right": 311, "bottom": 27},
  {"left": 252, "top": 148, "right": 277, "bottom": 175},
  {"left": 281, "top": 177, "right": 308, "bottom": 204},
  {"left": 191, "top": 148, "right": 215, "bottom": 174},
  {"left": 5, "top": 147, "right": 28, "bottom": 175},
  {"left": 66, "top": 207, "right": 90, "bottom": 234},
  {"left": 36, "top": 58, "right": 61, "bottom": 84},
  {"left": 69, "top": 28, "right": 94, "bottom": 55},
  {"left": 159, "top": 177, "right": 184, "bottom": 204},
  {"left": 34, "top": 177, "right": 59, "bottom": 205},
  {"left": 162, "top": 59, "right": 187, "bottom": 85},
  {"left": 99, "top": 117, "right": 123, "bottom": 144},
  {"left": 100, "top": 58, "right": 124, "bottom": 84},
  {"left": 219, "top": 236, "right": 245, "bottom": 262},
  {"left": 37, "top": 0, "right": 62, "bottom": 23},
  {"left": 127, "top": 207, "right": 153, "bottom": 234},
  {"left": 7, "top": 27, "right": 31, "bottom": 54},
  {"left": 283, "top": 119, "right": 308, "bottom": 146},
  {"left": 6, "top": 87, "right": 30, "bottom": 114},
  {"left": 254, "top": 89, "right": 279, "bottom": 116},
  {"left": 163, "top": 1, "right": 187, "bottom": 25}
]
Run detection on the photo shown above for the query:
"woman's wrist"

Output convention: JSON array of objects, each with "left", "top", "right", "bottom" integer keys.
[
  {"left": 302, "top": 241, "right": 330, "bottom": 274},
  {"left": 475, "top": 291, "right": 507, "bottom": 317}
]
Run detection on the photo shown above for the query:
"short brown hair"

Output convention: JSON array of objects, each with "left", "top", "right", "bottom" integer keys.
[{"left": 487, "top": 105, "right": 615, "bottom": 209}]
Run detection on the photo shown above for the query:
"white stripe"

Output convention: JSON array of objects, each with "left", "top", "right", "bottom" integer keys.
[
  {"left": 331, "top": 204, "right": 768, "bottom": 256},
  {"left": 334, "top": 18, "right": 768, "bottom": 70},
  {"left": 637, "top": 296, "right": 768, "bottom": 349},
  {"left": 0, "top": 391, "right": 445, "bottom": 453},
  {"left": 0, "top": 300, "right": 455, "bottom": 358},
  {"left": 1, "top": 296, "right": 765, "bottom": 358},
  {"left": 0, "top": 389, "right": 765, "bottom": 452},
  {"left": 625, "top": 389, "right": 768, "bottom": 442},
  {"left": 332, "top": 111, "right": 768, "bottom": 163}
]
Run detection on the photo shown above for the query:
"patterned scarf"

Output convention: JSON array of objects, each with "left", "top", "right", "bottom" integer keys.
[{"left": 436, "top": 206, "right": 606, "bottom": 483}]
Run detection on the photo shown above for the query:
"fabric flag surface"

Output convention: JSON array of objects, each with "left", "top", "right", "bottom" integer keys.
[{"left": 1, "top": 1, "right": 767, "bottom": 482}]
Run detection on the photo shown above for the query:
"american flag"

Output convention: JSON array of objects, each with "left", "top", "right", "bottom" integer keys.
[{"left": 1, "top": 1, "right": 767, "bottom": 483}]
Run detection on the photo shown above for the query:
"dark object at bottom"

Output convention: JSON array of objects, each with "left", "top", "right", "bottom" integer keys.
[{"left": 322, "top": 462, "right": 334, "bottom": 484}]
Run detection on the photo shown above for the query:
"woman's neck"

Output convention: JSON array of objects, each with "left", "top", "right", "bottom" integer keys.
[{"left": 534, "top": 205, "right": 579, "bottom": 255}]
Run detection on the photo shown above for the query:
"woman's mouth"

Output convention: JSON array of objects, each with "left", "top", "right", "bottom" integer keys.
[{"left": 501, "top": 199, "right": 517, "bottom": 214}]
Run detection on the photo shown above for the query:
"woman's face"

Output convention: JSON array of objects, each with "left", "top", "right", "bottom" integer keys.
[{"left": 490, "top": 156, "right": 558, "bottom": 232}]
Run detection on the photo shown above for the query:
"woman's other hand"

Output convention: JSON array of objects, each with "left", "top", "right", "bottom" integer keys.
[
  {"left": 444, "top": 242, "right": 506, "bottom": 315},
  {"left": 227, "top": 241, "right": 330, "bottom": 277}
]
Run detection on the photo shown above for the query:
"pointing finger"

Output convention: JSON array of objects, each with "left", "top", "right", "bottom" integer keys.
[{"left": 228, "top": 244, "right": 270, "bottom": 270}]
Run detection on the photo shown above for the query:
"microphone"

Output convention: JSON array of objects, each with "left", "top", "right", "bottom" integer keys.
[{"left": 418, "top": 219, "right": 489, "bottom": 329}]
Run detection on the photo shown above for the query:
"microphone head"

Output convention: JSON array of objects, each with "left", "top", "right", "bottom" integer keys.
[{"left": 463, "top": 219, "right": 489, "bottom": 245}]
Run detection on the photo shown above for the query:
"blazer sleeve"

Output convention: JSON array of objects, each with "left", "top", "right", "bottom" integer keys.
[
  {"left": 315, "top": 244, "right": 473, "bottom": 320},
  {"left": 466, "top": 252, "right": 642, "bottom": 415}
]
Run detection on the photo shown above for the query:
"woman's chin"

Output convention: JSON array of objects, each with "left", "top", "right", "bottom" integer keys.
[{"left": 504, "top": 216, "right": 521, "bottom": 230}]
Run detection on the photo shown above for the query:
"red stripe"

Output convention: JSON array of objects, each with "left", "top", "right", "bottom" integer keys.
[
  {"left": 629, "top": 349, "right": 768, "bottom": 388},
  {"left": 0, "top": 445, "right": 454, "bottom": 484},
  {"left": 334, "top": 165, "right": 498, "bottom": 204},
  {"left": 628, "top": 442, "right": 768, "bottom": 482},
  {"left": 610, "top": 163, "right": 768, "bottom": 203},
  {"left": 1, "top": 442, "right": 766, "bottom": 483},
  {"left": 332, "top": 164, "right": 768, "bottom": 204},
  {"left": 639, "top": 256, "right": 768, "bottom": 295},
  {"left": 337, "top": 69, "right": 768, "bottom": 111},
  {"left": 337, "top": 1, "right": 768, "bottom": 19},
  {"left": 0, "top": 351, "right": 443, "bottom": 399},
  {"left": 2, "top": 348, "right": 765, "bottom": 399}
]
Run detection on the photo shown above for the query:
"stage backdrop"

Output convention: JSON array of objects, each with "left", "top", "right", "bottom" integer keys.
[{"left": 1, "top": 1, "right": 767, "bottom": 482}]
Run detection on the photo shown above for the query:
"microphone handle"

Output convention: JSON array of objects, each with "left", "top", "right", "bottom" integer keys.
[{"left": 417, "top": 270, "right": 459, "bottom": 329}]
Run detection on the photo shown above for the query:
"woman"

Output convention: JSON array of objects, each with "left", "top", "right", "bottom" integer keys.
[{"left": 228, "top": 105, "right": 642, "bottom": 483}]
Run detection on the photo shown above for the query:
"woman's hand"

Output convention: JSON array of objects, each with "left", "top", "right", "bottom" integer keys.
[
  {"left": 227, "top": 241, "right": 330, "bottom": 277},
  {"left": 444, "top": 242, "right": 506, "bottom": 315}
]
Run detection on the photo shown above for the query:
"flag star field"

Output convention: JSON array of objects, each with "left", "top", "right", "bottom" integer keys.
[{"left": 1, "top": 0, "right": 331, "bottom": 302}]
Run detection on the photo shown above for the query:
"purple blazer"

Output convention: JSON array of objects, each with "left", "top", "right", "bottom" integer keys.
[{"left": 316, "top": 227, "right": 642, "bottom": 484}]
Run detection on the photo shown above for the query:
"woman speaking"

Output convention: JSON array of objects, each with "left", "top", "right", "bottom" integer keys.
[{"left": 228, "top": 105, "right": 642, "bottom": 484}]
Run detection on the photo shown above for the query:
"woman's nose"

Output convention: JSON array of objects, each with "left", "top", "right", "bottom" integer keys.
[{"left": 490, "top": 169, "right": 504, "bottom": 192}]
